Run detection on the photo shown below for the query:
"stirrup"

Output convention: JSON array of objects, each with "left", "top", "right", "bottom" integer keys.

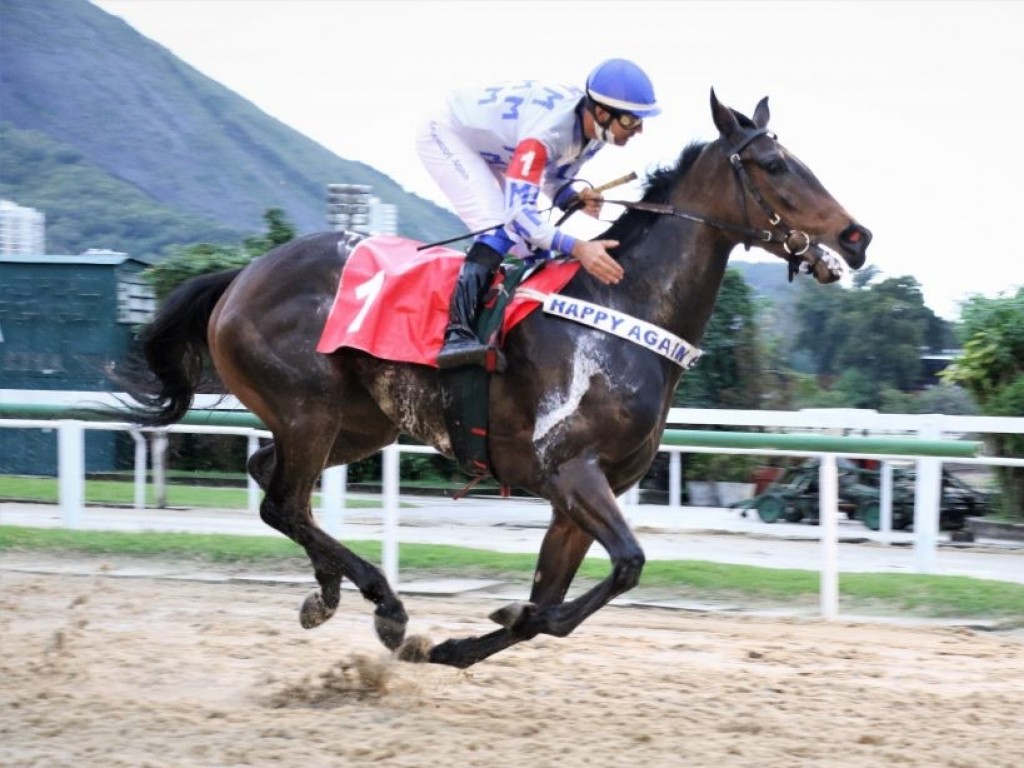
[{"left": 437, "top": 340, "right": 507, "bottom": 372}]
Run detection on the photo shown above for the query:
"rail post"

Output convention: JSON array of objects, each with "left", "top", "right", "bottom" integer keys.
[
  {"left": 879, "top": 460, "right": 894, "bottom": 545},
  {"left": 151, "top": 431, "right": 168, "bottom": 508},
  {"left": 57, "top": 420, "right": 85, "bottom": 528},
  {"left": 913, "top": 420, "right": 943, "bottom": 573},
  {"left": 320, "top": 465, "right": 347, "bottom": 537},
  {"left": 131, "top": 429, "right": 147, "bottom": 511},
  {"left": 818, "top": 454, "right": 840, "bottom": 619},
  {"left": 246, "top": 434, "right": 261, "bottom": 516},
  {"left": 668, "top": 451, "right": 682, "bottom": 511},
  {"left": 381, "top": 444, "right": 400, "bottom": 588}
]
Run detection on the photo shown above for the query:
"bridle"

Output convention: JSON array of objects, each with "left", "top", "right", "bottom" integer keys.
[{"left": 603, "top": 127, "right": 823, "bottom": 274}]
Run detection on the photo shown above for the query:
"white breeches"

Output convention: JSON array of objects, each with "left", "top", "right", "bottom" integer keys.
[{"left": 415, "top": 117, "right": 508, "bottom": 236}]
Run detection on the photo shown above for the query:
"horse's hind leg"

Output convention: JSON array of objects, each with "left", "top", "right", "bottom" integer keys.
[
  {"left": 257, "top": 425, "right": 408, "bottom": 650},
  {"left": 321, "top": 430, "right": 408, "bottom": 648},
  {"left": 208, "top": 254, "right": 406, "bottom": 650}
]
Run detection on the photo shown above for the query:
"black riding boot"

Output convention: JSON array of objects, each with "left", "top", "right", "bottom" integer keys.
[{"left": 437, "top": 242, "right": 502, "bottom": 369}]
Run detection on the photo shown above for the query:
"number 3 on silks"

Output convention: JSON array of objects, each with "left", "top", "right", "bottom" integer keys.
[{"left": 347, "top": 270, "right": 385, "bottom": 333}]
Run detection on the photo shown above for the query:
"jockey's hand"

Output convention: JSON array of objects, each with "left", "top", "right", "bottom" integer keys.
[
  {"left": 559, "top": 187, "right": 603, "bottom": 218},
  {"left": 577, "top": 188, "right": 604, "bottom": 218},
  {"left": 572, "top": 239, "right": 624, "bottom": 285}
]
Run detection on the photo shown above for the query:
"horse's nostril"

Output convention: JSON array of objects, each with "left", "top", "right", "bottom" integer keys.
[{"left": 840, "top": 224, "right": 872, "bottom": 251}]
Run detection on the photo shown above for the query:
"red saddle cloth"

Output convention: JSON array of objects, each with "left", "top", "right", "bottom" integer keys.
[{"left": 316, "top": 234, "right": 580, "bottom": 366}]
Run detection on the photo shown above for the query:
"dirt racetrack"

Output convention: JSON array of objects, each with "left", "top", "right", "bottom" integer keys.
[{"left": 2, "top": 555, "right": 1023, "bottom": 768}]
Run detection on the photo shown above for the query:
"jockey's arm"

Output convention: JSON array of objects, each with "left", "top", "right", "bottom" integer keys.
[
  {"left": 502, "top": 138, "right": 578, "bottom": 256},
  {"left": 502, "top": 138, "right": 623, "bottom": 285}
]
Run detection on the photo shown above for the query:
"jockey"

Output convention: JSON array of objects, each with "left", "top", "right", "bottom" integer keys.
[{"left": 416, "top": 58, "right": 661, "bottom": 368}]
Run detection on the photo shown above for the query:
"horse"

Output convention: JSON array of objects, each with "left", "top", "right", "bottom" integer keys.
[{"left": 120, "top": 90, "right": 871, "bottom": 668}]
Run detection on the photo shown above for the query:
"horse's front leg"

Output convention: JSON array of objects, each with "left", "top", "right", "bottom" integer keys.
[
  {"left": 510, "top": 456, "right": 645, "bottom": 638},
  {"left": 401, "top": 509, "right": 594, "bottom": 668},
  {"left": 398, "top": 458, "right": 640, "bottom": 668},
  {"left": 396, "top": 626, "right": 521, "bottom": 669},
  {"left": 246, "top": 441, "right": 276, "bottom": 491},
  {"left": 530, "top": 507, "right": 596, "bottom": 605},
  {"left": 487, "top": 506, "right": 594, "bottom": 631}
]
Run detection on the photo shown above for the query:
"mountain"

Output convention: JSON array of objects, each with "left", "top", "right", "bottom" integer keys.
[
  {"left": 0, "top": 0, "right": 463, "bottom": 257},
  {"left": 0, "top": 0, "right": 832, "bottom": 312}
]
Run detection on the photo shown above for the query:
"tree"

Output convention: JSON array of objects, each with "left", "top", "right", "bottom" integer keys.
[
  {"left": 941, "top": 289, "right": 1024, "bottom": 516},
  {"left": 835, "top": 277, "right": 928, "bottom": 391},
  {"left": 145, "top": 242, "right": 252, "bottom": 301},
  {"left": 144, "top": 208, "right": 296, "bottom": 300},
  {"left": 243, "top": 208, "right": 297, "bottom": 255},
  {"left": 792, "top": 274, "right": 952, "bottom": 408},
  {"left": 879, "top": 383, "right": 979, "bottom": 415},
  {"left": 674, "top": 269, "right": 765, "bottom": 408}
]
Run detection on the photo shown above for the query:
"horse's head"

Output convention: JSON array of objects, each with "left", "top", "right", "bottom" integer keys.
[{"left": 708, "top": 89, "right": 871, "bottom": 283}]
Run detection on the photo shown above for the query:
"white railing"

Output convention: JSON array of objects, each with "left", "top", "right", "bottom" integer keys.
[{"left": 2, "top": 392, "right": 1022, "bottom": 619}]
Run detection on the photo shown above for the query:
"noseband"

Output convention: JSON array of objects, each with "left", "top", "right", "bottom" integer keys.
[{"left": 606, "top": 128, "right": 817, "bottom": 264}]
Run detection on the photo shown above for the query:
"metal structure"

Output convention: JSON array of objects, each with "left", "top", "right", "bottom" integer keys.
[
  {"left": 0, "top": 254, "right": 154, "bottom": 473},
  {"left": 326, "top": 183, "right": 372, "bottom": 233}
]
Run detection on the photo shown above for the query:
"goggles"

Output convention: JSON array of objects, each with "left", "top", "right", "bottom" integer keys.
[{"left": 610, "top": 109, "right": 643, "bottom": 130}]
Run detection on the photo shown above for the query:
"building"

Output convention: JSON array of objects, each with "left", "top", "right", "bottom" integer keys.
[
  {"left": 326, "top": 184, "right": 398, "bottom": 235},
  {"left": 918, "top": 349, "right": 962, "bottom": 388},
  {"left": 0, "top": 252, "right": 156, "bottom": 474},
  {"left": 0, "top": 199, "right": 45, "bottom": 256},
  {"left": 368, "top": 196, "right": 398, "bottom": 235}
]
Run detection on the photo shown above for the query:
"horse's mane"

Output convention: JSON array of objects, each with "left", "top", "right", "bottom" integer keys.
[{"left": 599, "top": 140, "right": 708, "bottom": 249}]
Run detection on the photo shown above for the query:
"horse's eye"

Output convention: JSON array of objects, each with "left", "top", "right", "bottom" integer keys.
[{"left": 764, "top": 158, "right": 788, "bottom": 175}]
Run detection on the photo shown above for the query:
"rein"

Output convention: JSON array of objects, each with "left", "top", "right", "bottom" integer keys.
[{"left": 603, "top": 127, "right": 815, "bottom": 262}]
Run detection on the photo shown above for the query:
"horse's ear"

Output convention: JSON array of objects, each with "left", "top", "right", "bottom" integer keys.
[
  {"left": 710, "top": 88, "right": 740, "bottom": 137},
  {"left": 753, "top": 97, "right": 770, "bottom": 128}
]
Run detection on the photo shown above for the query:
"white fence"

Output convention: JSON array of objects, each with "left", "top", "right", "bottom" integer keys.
[{"left": 2, "top": 390, "right": 1023, "bottom": 619}]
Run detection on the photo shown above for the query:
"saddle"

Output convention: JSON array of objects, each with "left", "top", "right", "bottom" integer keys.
[{"left": 316, "top": 235, "right": 579, "bottom": 478}]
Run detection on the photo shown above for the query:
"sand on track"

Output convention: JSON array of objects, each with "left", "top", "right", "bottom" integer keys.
[{"left": 2, "top": 555, "right": 1023, "bottom": 768}]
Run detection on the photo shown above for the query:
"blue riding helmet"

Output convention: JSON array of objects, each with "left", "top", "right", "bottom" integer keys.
[{"left": 585, "top": 58, "right": 661, "bottom": 117}]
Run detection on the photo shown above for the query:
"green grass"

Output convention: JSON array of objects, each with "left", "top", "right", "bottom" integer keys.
[
  {"left": 0, "top": 476, "right": 382, "bottom": 509},
  {"left": 3, "top": 525, "right": 1023, "bottom": 620}
]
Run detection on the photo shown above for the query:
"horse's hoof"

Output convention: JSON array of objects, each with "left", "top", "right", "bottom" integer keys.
[
  {"left": 374, "top": 611, "right": 407, "bottom": 651},
  {"left": 395, "top": 635, "right": 433, "bottom": 663},
  {"left": 299, "top": 590, "right": 336, "bottom": 629},
  {"left": 489, "top": 601, "right": 536, "bottom": 630}
]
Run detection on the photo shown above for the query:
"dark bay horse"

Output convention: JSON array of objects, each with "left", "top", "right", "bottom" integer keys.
[{"left": 123, "top": 91, "right": 871, "bottom": 668}]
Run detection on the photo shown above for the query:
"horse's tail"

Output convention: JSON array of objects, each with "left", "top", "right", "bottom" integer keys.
[{"left": 116, "top": 268, "right": 243, "bottom": 427}]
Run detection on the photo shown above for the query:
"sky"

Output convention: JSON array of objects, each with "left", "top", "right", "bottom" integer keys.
[{"left": 91, "top": 0, "right": 1024, "bottom": 320}]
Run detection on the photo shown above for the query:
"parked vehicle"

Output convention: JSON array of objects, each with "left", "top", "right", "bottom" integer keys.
[{"left": 733, "top": 460, "right": 995, "bottom": 530}]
